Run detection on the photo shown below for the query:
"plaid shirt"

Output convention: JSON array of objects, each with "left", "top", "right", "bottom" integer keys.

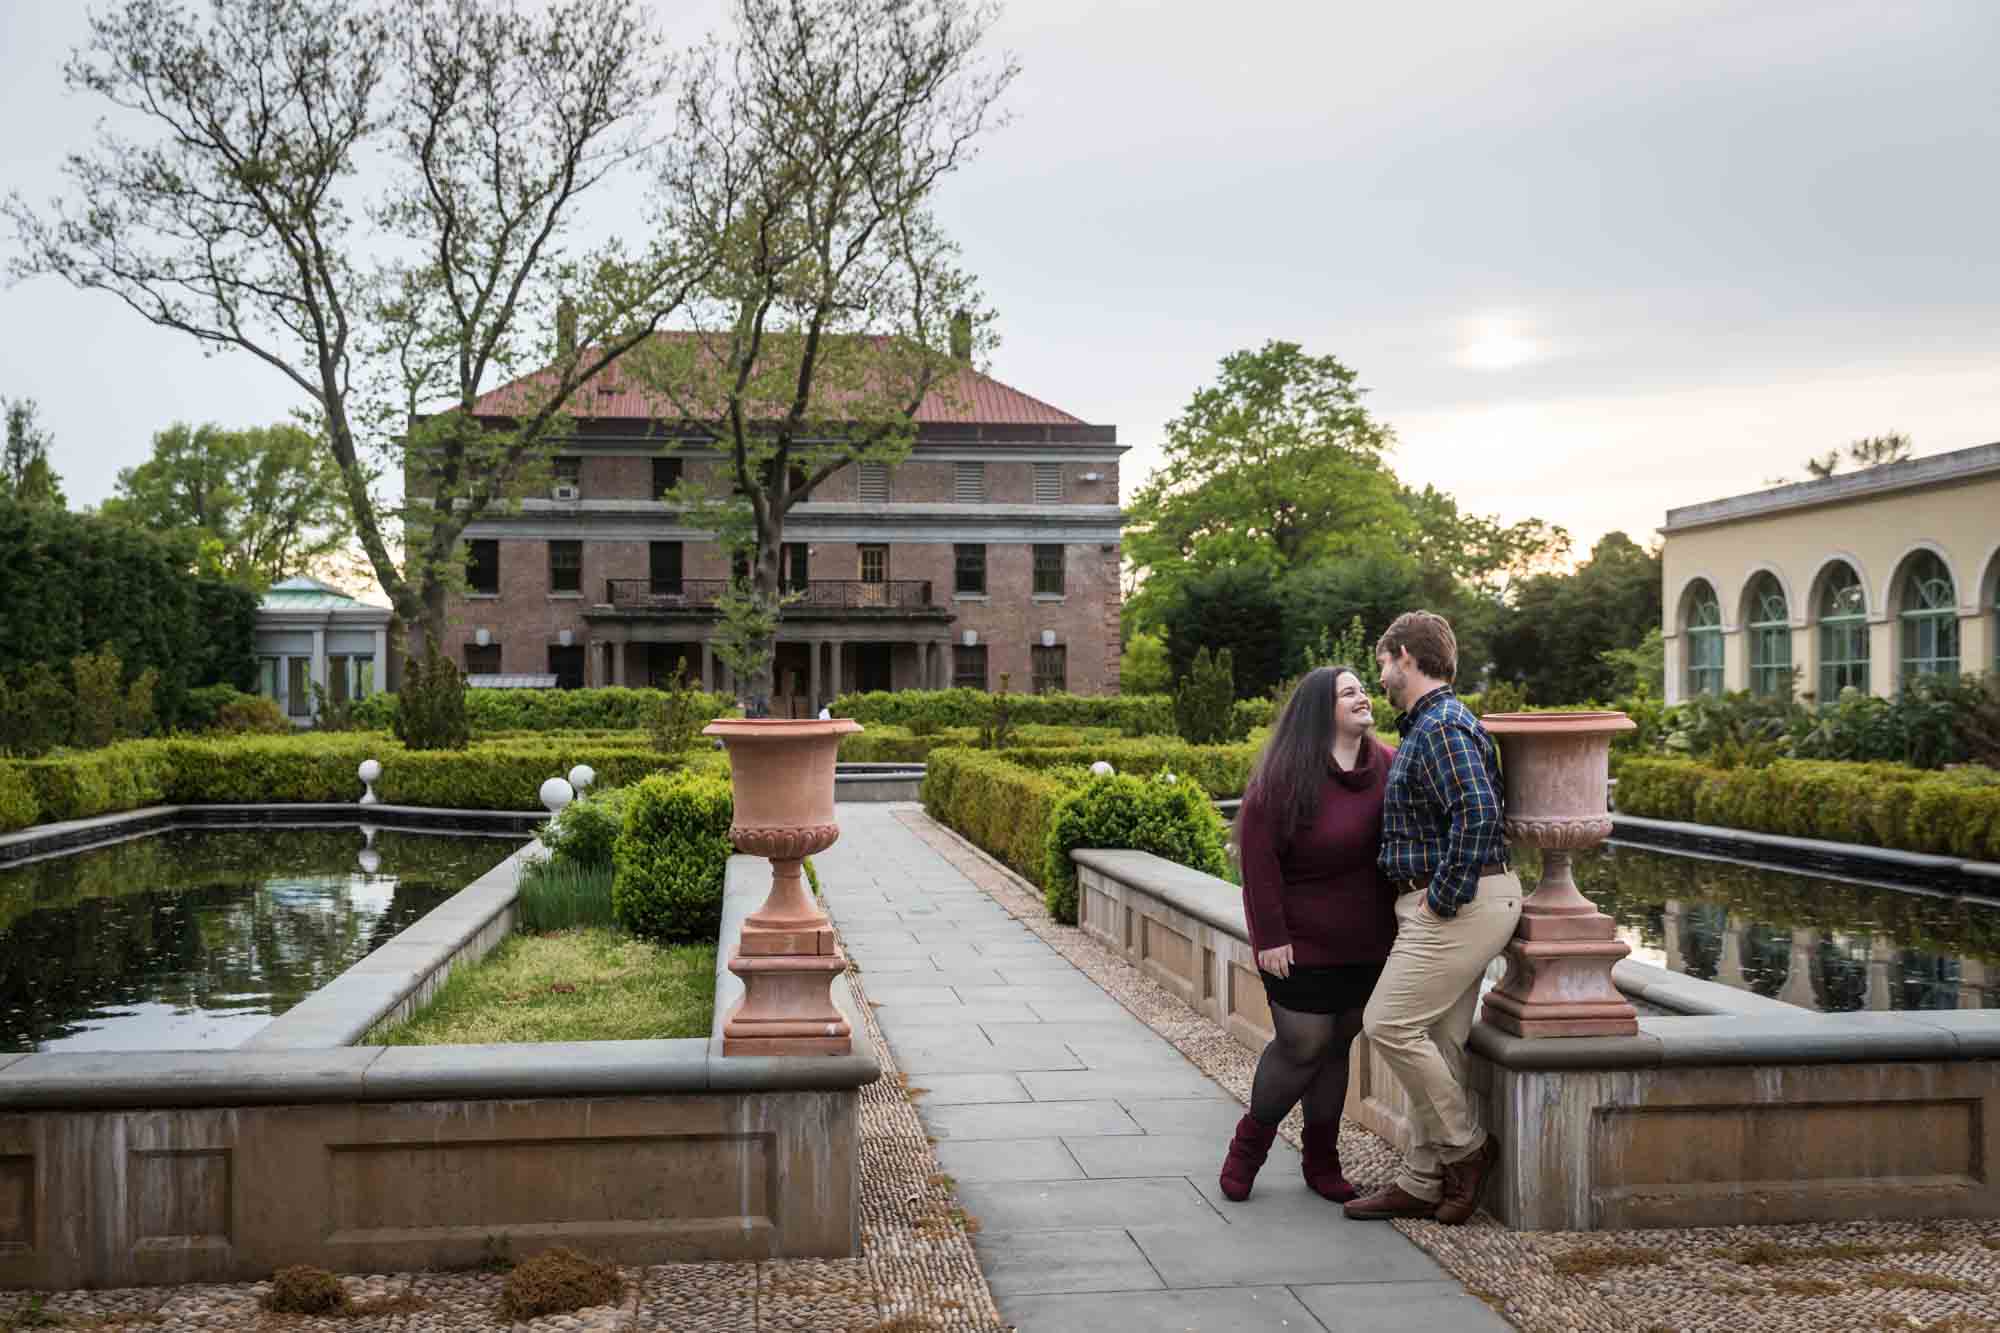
[{"left": 1378, "top": 686, "right": 1509, "bottom": 918}]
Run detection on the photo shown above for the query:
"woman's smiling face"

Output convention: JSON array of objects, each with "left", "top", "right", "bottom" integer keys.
[{"left": 1331, "top": 669, "right": 1374, "bottom": 739}]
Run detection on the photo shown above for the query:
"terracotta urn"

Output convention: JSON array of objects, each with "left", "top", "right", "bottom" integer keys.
[
  {"left": 1476, "top": 712, "right": 1640, "bottom": 1039},
  {"left": 703, "top": 715, "right": 863, "bottom": 1056}
]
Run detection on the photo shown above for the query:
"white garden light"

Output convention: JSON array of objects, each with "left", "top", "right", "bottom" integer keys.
[
  {"left": 540, "top": 776, "right": 575, "bottom": 813},
  {"left": 1090, "top": 760, "right": 1114, "bottom": 776},
  {"left": 568, "top": 764, "right": 596, "bottom": 793},
  {"left": 357, "top": 758, "right": 381, "bottom": 805}
]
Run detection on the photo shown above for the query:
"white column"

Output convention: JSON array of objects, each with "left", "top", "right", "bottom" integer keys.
[
  {"left": 1865, "top": 934, "right": 1897, "bottom": 1011},
  {"left": 809, "top": 638, "right": 822, "bottom": 710},
  {"left": 611, "top": 640, "right": 626, "bottom": 687},
  {"left": 1662, "top": 632, "right": 1683, "bottom": 705},
  {"left": 372, "top": 626, "right": 388, "bottom": 697},
  {"left": 1776, "top": 928, "right": 1819, "bottom": 1011},
  {"left": 310, "top": 626, "right": 327, "bottom": 721},
  {"left": 701, "top": 640, "right": 714, "bottom": 693},
  {"left": 1868, "top": 619, "right": 1896, "bottom": 698},
  {"left": 829, "top": 641, "right": 842, "bottom": 701}
]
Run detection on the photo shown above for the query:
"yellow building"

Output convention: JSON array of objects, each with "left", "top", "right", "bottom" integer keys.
[{"left": 1659, "top": 441, "right": 1999, "bottom": 706}]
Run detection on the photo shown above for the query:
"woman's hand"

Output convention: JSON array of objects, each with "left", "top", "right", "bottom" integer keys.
[{"left": 1256, "top": 944, "right": 1294, "bottom": 979}]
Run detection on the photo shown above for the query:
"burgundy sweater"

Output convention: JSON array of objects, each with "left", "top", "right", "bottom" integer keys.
[{"left": 1238, "top": 737, "right": 1398, "bottom": 967}]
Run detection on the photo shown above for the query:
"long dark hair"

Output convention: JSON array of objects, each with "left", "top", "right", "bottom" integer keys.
[{"left": 1238, "top": 665, "right": 1364, "bottom": 847}]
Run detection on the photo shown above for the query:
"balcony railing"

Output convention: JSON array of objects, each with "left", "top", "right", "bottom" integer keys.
[{"left": 604, "top": 578, "right": 936, "bottom": 611}]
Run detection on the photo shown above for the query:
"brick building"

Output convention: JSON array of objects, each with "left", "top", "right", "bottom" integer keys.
[{"left": 427, "top": 348, "right": 1127, "bottom": 709}]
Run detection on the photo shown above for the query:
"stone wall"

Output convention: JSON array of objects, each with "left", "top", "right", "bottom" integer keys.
[{"left": 1070, "top": 847, "right": 2000, "bottom": 1231}]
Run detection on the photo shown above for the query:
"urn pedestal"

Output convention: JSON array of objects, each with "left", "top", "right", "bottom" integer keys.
[
  {"left": 1477, "top": 712, "right": 1639, "bottom": 1039},
  {"left": 703, "top": 716, "right": 862, "bottom": 1056}
]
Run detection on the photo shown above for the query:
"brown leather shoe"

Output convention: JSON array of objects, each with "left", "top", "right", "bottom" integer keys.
[
  {"left": 1435, "top": 1136, "right": 1500, "bottom": 1225},
  {"left": 1341, "top": 1182, "right": 1437, "bottom": 1221}
]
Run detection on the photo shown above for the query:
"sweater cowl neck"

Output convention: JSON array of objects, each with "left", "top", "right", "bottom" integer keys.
[{"left": 1327, "top": 736, "right": 1381, "bottom": 791}]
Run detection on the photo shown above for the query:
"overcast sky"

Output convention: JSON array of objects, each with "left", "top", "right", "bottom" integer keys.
[{"left": 3, "top": 0, "right": 1996, "bottom": 560}]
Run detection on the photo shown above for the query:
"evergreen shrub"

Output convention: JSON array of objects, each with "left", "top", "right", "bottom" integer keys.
[
  {"left": 539, "top": 786, "right": 637, "bottom": 869},
  {"left": 831, "top": 687, "right": 1175, "bottom": 734},
  {"left": 351, "top": 685, "right": 733, "bottom": 735},
  {"left": 920, "top": 748, "right": 1070, "bottom": 887},
  {"left": 1173, "top": 646, "right": 1236, "bottom": 744},
  {"left": 1042, "top": 772, "right": 1232, "bottom": 924},
  {"left": 612, "top": 770, "right": 735, "bottom": 942},
  {"left": 394, "top": 643, "right": 470, "bottom": 751}
]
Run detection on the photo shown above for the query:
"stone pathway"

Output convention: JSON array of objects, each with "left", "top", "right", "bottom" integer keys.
[{"left": 817, "top": 804, "right": 1513, "bottom": 1333}]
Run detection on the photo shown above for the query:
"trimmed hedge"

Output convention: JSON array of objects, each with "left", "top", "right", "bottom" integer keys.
[
  {"left": 833, "top": 688, "right": 1176, "bottom": 735},
  {"left": 612, "top": 770, "right": 735, "bottom": 942},
  {"left": 1043, "top": 773, "right": 1232, "bottom": 924},
  {"left": 920, "top": 748, "right": 1070, "bottom": 888},
  {"left": 1616, "top": 757, "right": 2000, "bottom": 861},
  {"left": 350, "top": 686, "right": 735, "bottom": 734},
  {"left": 0, "top": 734, "right": 727, "bottom": 831},
  {"left": 1000, "top": 738, "right": 1261, "bottom": 799},
  {"left": 837, "top": 723, "right": 1116, "bottom": 764}
]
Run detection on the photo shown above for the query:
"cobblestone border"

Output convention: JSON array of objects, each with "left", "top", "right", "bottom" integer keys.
[{"left": 898, "top": 806, "right": 2000, "bottom": 1333}]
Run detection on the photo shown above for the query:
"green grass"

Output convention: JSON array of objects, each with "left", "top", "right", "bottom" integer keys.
[
  {"left": 517, "top": 859, "right": 616, "bottom": 933},
  {"left": 368, "top": 929, "right": 716, "bottom": 1045}
]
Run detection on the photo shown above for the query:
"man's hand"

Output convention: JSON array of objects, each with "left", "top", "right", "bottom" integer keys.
[{"left": 1257, "top": 944, "right": 1294, "bottom": 978}]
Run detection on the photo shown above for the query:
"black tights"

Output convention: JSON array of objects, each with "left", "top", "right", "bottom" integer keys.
[{"left": 1249, "top": 1001, "right": 1366, "bottom": 1127}]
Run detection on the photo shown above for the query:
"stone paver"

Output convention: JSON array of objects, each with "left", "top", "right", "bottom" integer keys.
[{"left": 816, "top": 804, "right": 1515, "bottom": 1333}]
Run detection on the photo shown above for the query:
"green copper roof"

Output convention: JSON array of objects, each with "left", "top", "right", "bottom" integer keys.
[{"left": 259, "top": 576, "right": 374, "bottom": 611}]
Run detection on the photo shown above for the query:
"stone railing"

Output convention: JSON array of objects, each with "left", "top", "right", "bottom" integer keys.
[{"left": 1069, "top": 845, "right": 2000, "bottom": 1231}]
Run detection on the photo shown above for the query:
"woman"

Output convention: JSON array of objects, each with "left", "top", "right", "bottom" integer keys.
[{"left": 1219, "top": 665, "right": 1396, "bottom": 1204}]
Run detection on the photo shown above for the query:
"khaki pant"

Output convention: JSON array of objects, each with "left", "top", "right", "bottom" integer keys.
[{"left": 1362, "top": 873, "right": 1522, "bottom": 1202}]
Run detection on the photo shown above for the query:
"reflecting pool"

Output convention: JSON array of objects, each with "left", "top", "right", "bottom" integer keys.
[
  {"left": 0, "top": 826, "right": 521, "bottom": 1051},
  {"left": 1535, "top": 842, "right": 2000, "bottom": 1013}
]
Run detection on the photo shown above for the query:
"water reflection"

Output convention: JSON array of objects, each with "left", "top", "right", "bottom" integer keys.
[
  {"left": 0, "top": 826, "right": 520, "bottom": 1051},
  {"left": 1526, "top": 843, "right": 2000, "bottom": 1014}
]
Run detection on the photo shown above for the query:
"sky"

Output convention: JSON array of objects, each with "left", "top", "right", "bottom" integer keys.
[{"left": 3, "top": 0, "right": 1997, "bottom": 563}]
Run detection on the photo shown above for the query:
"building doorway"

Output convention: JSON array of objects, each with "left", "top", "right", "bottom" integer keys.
[
  {"left": 855, "top": 644, "right": 893, "bottom": 694},
  {"left": 549, "top": 645, "right": 585, "bottom": 690}
]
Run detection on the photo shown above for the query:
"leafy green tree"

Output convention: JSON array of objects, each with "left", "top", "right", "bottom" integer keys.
[
  {"left": 1491, "top": 532, "right": 1662, "bottom": 703},
  {"left": 625, "top": 0, "right": 1015, "bottom": 712},
  {"left": 1, "top": 397, "right": 65, "bottom": 509},
  {"left": 1600, "top": 627, "right": 1666, "bottom": 698},
  {"left": 7, "top": 0, "right": 704, "bottom": 645},
  {"left": 1161, "top": 566, "right": 1285, "bottom": 702},
  {"left": 1119, "top": 631, "right": 1171, "bottom": 695},
  {"left": 1275, "top": 554, "right": 1427, "bottom": 676},
  {"left": 103, "top": 422, "right": 354, "bottom": 587},
  {"left": 1124, "top": 341, "right": 1405, "bottom": 627}
]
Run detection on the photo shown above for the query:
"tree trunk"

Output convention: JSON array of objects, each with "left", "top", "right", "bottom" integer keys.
[
  {"left": 748, "top": 534, "right": 783, "bottom": 716},
  {"left": 418, "top": 580, "right": 451, "bottom": 659}
]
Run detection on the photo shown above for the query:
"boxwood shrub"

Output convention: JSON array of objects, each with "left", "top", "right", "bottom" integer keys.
[
  {"left": 1001, "top": 737, "right": 1261, "bottom": 799},
  {"left": 1616, "top": 757, "right": 2000, "bottom": 860},
  {"left": 612, "top": 770, "right": 734, "bottom": 942},
  {"left": 1042, "top": 773, "right": 1232, "bottom": 924},
  {"left": 0, "top": 735, "right": 727, "bottom": 829},
  {"left": 837, "top": 723, "right": 1115, "bottom": 764},
  {"left": 539, "top": 786, "right": 638, "bottom": 869},
  {"left": 351, "top": 686, "right": 734, "bottom": 735},
  {"left": 920, "top": 748, "right": 1071, "bottom": 888},
  {"left": 833, "top": 688, "right": 1176, "bottom": 735}
]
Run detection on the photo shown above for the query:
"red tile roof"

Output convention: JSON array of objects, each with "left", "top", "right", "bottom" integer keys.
[{"left": 470, "top": 334, "right": 1086, "bottom": 427}]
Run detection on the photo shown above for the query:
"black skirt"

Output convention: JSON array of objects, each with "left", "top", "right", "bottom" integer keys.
[{"left": 1260, "top": 961, "right": 1385, "bottom": 1016}]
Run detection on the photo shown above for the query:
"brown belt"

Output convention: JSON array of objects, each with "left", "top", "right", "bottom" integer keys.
[{"left": 1399, "top": 863, "right": 1508, "bottom": 894}]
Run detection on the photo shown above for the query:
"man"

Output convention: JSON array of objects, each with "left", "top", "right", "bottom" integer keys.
[{"left": 1344, "top": 610, "right": 1521, "bottom": 1226}]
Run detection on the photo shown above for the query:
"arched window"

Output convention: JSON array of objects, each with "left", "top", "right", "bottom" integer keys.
[
  {"left": 1684, "top": 580, "right": 1724, "bottom": 697},
  {"left": 1745, "top": 573, "right": 1791, "bottom": 698},
  {"left": 1898, "top": 551, "right": 1958, "bottom": 682},
  {"left": 1817, "top": 563, "right": 1869, "bottom": 700}
]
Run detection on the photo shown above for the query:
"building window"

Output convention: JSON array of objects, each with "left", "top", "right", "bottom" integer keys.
[
  {"left": 955, "top": 461, "right": 987, "bottom": 503},
  {"left": 653, "top": 543, "right": 686, "bottom": 595},
  {"left": 784, "top": 542, "right": 810, "bottom": 592},
  {"left": 354, "top": 657, "right": 375, "bottom": 698},
  {"left": 467, "top": 539, "right": 499, "bottom": 595},
  {"left": 258, "top": 657, "right": 280, "bottom": 700},
  {"left": 549, "top": 540, "right": 582, "bottom": 593},
  {"left": 1899, "top": 551, "right": 1959, "bottom": 682},
  {"left": 1033, "top": 544, "right": 1065, "bottom": 596},
  {"left": 552, "top": 456, "right": 581, "bottom": 488},
  {"left": 1032, "top": 644, "right": 1067, "bottom": 695},
  {"left": 1746, "top": 573, "right": 1791, "bottom": 699},
  {"left": 1683, "top": 580, "right": 1723, "bottom": 698},
  {"left": 954, "top": 544, "right": 986, "bottom": 595},
  {"left": 549, "top": 645, "right": 585, "bottom": 691},
  {"left": 953, "top": 644, "right": 988, "bottom": 690},
  {"left": 653, "top": 456, "right": 683, "bottom": 501},
  {"left": 286, "top": 657, "right": 311, "bottom": 718},
  {"left": 1034, "top": 463, "right": 1063, "bottom": 503},
  {"left": 1818, "top": 563, "right": 1869, "bottom": 700},
  {"left": 328, "top": 656, "right": 350, "bottom": 706},
  {"left": 857, "top": 461, "right": 890, "bottom": 503},
  {"left": 860, "top": 544, "right": 888, "bottom": 583},
  {"left": 465, "top": 643, "right": 501, "bottom": 674}
]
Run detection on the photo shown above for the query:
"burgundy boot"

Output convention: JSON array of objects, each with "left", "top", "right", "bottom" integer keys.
[
  {"left": 1218, "top": 1113, "right": 1280, "bottom": 1202},
  {"left": 1300, "top": 1122, "right": 1357, "bottom": 1203}
]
